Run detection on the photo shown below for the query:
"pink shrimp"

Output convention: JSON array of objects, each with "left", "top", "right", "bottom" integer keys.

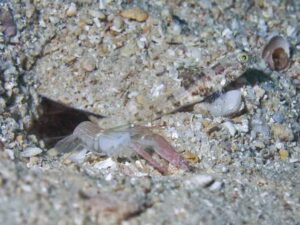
[{"left": 55, "top": 121, "right": 190, "bottom": 174}]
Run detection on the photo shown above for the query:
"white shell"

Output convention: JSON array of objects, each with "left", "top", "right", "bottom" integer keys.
[
  {"left": 208, "top": 90, "right": 242, "bottom": 117},
  {"left": 262, "top": 35, "right": 290, "bottom": 71}
]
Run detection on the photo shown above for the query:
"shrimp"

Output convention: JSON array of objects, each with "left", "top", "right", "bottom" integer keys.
[{"left": 55, "top": 121, "right": 190, "bottom": 174}]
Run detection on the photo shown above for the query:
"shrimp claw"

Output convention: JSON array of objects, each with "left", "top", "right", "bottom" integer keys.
[
  {"left": 133, "top": 144, "right": 169, "bottom": 174},
  {"left": 131, "top": 128, "right": 190, "bottom": 173}
]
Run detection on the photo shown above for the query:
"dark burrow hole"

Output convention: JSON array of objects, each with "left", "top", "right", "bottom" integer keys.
[
  {"left": 226, "top": 68, "right": 272, "bottom": 89},
  {"left": 29, "top": 96, "right": 103, "bottom": 148}
]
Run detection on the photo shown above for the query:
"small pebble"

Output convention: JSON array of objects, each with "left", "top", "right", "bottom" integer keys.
[
  {"left": 111, "top": 16, "right": 124, "bottom": 32},
  {"left": 223, "top": 121, "right": 236, "bottom": 136},
  {"left": 82, "top": 56, "right": 97, "bottom": 72},
  {"left": 68, "top": 149, "right": 88, "bottom": 163},
  {"left": 275, "top": 142, "right": 285, "bottom": 149},
  {"left": 120, "top": 7, "right": 149, "bottom": 22},
  {"left": 279, "top": 149, "right": 289, "bottom": 160},
  {"left": 47, "top": 148, "right": 58, "bottom": 157},
  {"left": 253, "top": 86, "right": 265, "bottom": 100},
  {"left": 66, "top": 3, "right": 77, "bottom": 17},
  {"left": 94, "top": 158, "right": 117, "bottom": 170},
  {"left": 202, "top": 120, "right": 220, "bottom": 135},
  {"left": 253, "top": 140, "right": 265, "bottom": 149},
  {"left": 221, "top": 166, "right": 229, "bottom": 173},
  {"left": 4, "top": 149, "right": 14, "bottom": 160},
  {"left": 272, "top": 112, "right": 285, "bottom": 123},
  {"left": 0, "top": 8, "right": 17, "bottom": 38},
  {"left": 171, "top": 23, "right": 182, "bottom": 35},
  {"left": 271, "top": 124, "right": 294, "bottom": 141},
  {"left": 89, "top": 10, "right": 106, "bottom": 20},
  {"left": 209, "top": 181, "right": 223, "bottom": 191},
  {"left": 16, "top": 135, "right": 24, "bottom": 144},
  {"left": 20, "top": 147, "right": 43, "bottom": 158},
  {"left": 183, "top": 151, "right": 200, "bottom": 164},
  {"left": 28, "top": 156, "right": 39, "bottom": 166},
  {"left": 184, "top": 175, "right": 214, "bottom": 189}
]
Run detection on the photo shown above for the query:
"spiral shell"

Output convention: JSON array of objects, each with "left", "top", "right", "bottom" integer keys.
[{"left": 262, "top": 36, "right": 290, "bottom": 71}]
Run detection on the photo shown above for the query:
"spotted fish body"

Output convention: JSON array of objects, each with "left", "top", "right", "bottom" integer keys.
[{"left": 137, "top": 51, "right": 254, "bottom": 121}]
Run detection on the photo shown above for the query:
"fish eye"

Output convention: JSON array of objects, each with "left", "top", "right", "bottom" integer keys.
[{"left": 238, "top": 53, "right": 249, "bottom": 63}]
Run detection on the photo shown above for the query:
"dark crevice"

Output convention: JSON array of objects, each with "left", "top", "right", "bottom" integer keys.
[
  {"left": 226, "top": 68, "right": 272, "bottom": 90},
  {"left": 29, "top": 96, "right": 103, "bottom": 148}
]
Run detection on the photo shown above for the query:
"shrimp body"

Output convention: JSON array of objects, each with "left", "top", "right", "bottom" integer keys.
[
  {"left": 95, "top": 130, "right": 133, "bottom": 158},
  {"left": 56, "top": 121, "right": 190, "bottom": 174}
]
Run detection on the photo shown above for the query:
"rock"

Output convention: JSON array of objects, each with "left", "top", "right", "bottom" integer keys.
[
  {"left": 89, "top": 10, "right": 106, "bottom": 20},
  {"left": 234, "top": 118, "right": 249, "bottom": 133},
  {"left": 253, "top": 140, "right": 265, "bottom": 150},
  {"left": 68, "top": 149, "right": 88, "bottom": 164},
  {"left": 120, "top": 40, "right": 138, "bottom": 57},
  {"left": 253, "top": 85, "right": 265, "bottom": 100},
  {"left": 81, "top": 56, "right": 97, "bottom": 72},
  {"left": 25, "top": 2, "right": 36, "bottom": 19},
  {"left": 272, "top": 112, "right": 285, "bottom": 123},
  {"left": 202, "top": 120, "right": 220, "bottom": 135},
  {"left": 20, "top": 147, "right": 43, "bottom": 158},
  {"left": 47, "top": 148, "right": 58, "bottom": 157},
  {"left": 182, "top": 151, "right": 201, "bottom": 164},
  {"left": 184, "top": 175, "right": 214, "bottom": 189},
  {"left": 271, "top": 124, "right": 294, "bottom": 141},
  {"left": 0, "top": 8, "right": 17, "bottom": 38},
  {"left": 28, "top": 156, "right": 39, "bottom": 167},
  {"left": 223, "top": 121, "right": 236, "bottom": 136},
  {"left": 208, "top": 90, "right": 243, "bottom": 117},
  {"left": 111, "top": 16, "right": 124, "bottom": 32},
  {"left": 4, "top": 149, "right": 14, "bottom": 160},
  {"left": 66, "top": 3, "right": 77, "bottom": 17},
  {"left": 279, "top": 149, "right": 289, "bottom": 160},
  {"left": 120, "top": 7, "right": 149, "bottom": 22},
  {"left": 209, "top": 181, "right": 223, "bottom": 191},
  {"left": 94, "top": 158, "right": 117, "bottom": 170}
]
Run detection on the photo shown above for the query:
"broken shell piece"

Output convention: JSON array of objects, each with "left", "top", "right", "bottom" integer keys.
[
  {"left": 262, "top": 36, "right": 290, "bottom": 71},
  {"left": 20, "top": 147, "right": 43, "bottom": 157},
  {"left": 120, "top": 8, "right": 148, "bottom": 22}
]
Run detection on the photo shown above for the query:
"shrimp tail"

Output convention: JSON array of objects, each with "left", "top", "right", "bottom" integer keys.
[
  {"left": 55, "top": 121, "right": 102, "bottom": 153},
  {"left": 54, "top": 134, "right": 83, "bottom": 153},
  {"left": 73, "top": 121, "right": 102, "bottom": 149}
]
